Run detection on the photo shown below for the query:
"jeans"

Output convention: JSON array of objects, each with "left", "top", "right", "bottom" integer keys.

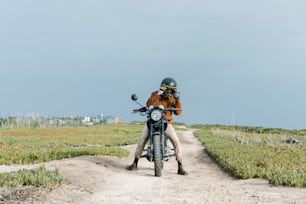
[{"left": 134, "top": 124, "right": 183, "bottom": 162}]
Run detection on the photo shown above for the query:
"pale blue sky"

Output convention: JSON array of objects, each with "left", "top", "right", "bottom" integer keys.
[{"left": 1, "top": 0, "right": 306, "bottom": 129}]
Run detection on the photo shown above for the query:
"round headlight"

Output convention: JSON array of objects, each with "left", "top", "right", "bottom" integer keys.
[{"left": 151, "top": 110, "right": 162, "bottom": 121}]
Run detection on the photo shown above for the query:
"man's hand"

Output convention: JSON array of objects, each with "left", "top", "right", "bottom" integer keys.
[
  {"left": 173, "top": 90, "right": 180, "bottom": 99},
  {"left": 168, "top": 94, "right": 176, "bottom": 104}
]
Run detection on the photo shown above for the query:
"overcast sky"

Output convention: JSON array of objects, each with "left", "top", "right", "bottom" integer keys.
[{"left": 1, "top": 0, "right": 306, "bottom": 129}]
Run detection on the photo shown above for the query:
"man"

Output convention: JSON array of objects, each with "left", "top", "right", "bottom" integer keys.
[{"left": 127, "top": 77, "right": 188, "bottom": 175}]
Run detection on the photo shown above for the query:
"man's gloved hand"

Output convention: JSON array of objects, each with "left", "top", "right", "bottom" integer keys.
[
  {"left": 168, "top": 94, "right": 176, "bottom": 104},
  {"left": 173, "top": 89, "right": 180, "bottom": 99}
]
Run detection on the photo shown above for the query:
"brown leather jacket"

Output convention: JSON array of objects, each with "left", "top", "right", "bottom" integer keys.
[{"left": 146, "top": 91, "right": 182, "bottom": 124}]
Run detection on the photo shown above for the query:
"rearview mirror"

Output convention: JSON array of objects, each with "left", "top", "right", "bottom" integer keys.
[{"left": 131, "top": 94, "right": 138, "bottom": 101}]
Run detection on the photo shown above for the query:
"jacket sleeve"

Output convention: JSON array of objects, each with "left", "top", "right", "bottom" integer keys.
[
  {"left": 173, "top": 98, "right": 182, "bottom": 115},
  {"left": 146, "top": 91, "right": 160, "bottom": 107},
  {"left": 168, "top": 96, "right": 182, "bottom": 115}
]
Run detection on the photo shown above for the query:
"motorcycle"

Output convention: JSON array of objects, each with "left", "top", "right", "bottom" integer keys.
[{"left": 131, "top": 94, "right": 178, "bottom": 177}]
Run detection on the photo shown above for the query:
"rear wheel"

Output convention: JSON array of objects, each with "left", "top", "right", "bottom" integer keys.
[{"left": 153, "top": 132, "right": 162, "bottom": 177}]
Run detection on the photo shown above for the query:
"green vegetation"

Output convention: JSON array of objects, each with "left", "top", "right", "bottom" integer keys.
[
  {"left": 0, "top": 165, "right": 68, "bottom": 187},
  {"left": 0, "top": 123, "right": 142, "bottom": 165},
  {"left": 193, "top": 125, "right": 306, "bottom": 187},
  {"left": 0, "top": 123, "right": 143, "bottom": 187}
]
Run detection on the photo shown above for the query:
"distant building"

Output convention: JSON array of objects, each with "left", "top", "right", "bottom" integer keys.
[
  {"left": 82, "top": 116, "right": 93, "bottom": 126},
  {"left": 0, "top": 113, "right": 121, "bottom": 128},
  {"left": 105, "top": 116, "right": 121, "bottom": 124}
]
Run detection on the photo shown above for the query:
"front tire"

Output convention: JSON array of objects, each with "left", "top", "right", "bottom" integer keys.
[{"left": 153, "top": 132, "right": 162, "bottom": 177}]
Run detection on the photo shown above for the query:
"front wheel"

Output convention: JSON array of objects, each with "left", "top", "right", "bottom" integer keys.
[{"left": 153, "top": 132, "right": 162, "bottom": 177}]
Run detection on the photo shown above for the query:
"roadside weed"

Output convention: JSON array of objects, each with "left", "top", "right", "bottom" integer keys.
[{"left": 194, "top": 125, "right": 306, "bottom": 187}]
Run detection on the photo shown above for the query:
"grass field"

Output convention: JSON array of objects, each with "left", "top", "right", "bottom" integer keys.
[
  {"left": 0, "top": 123, "right": 143, "bottom": 187},
  {"left": 0, "top": 123, "right": 142, "bottom": 165},
  {"left": 193, "top": 124, "right": 306, "bottom": 187}
]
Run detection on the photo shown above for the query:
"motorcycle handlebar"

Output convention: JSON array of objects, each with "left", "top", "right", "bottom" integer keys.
[
  {"left": 132, "top": 107, "right": 181, "bottom": 113},
  {"left": 132, "top": 107, "right": 147, "bottom": 113},
  {"left": 168, "top": 107, "right": 181, "bottom": 111}
]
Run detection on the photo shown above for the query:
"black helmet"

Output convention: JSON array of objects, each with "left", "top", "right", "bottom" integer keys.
[{"left": 161, "top": 77, "right": 177, "bottom": 89}]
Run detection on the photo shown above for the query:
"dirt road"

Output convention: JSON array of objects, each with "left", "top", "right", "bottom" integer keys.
[{"left": 1, "top": 129, "right": 306, "bottom": 204}]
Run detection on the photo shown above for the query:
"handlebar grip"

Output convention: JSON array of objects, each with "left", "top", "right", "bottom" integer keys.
[{"left": 132, "top": 107, "right": 147, "bottom": 112}]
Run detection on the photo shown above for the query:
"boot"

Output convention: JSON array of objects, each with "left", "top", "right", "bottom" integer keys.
[
  {"left": 177, "top": 161, "right": 188, "bottom": 175},
  {"left": 126, "top": 158, "right": 138, "bottom": 171}
]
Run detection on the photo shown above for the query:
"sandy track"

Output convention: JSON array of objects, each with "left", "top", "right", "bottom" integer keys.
[{"left": 1, "top": 129, "right": 306, "bottom": 204}]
